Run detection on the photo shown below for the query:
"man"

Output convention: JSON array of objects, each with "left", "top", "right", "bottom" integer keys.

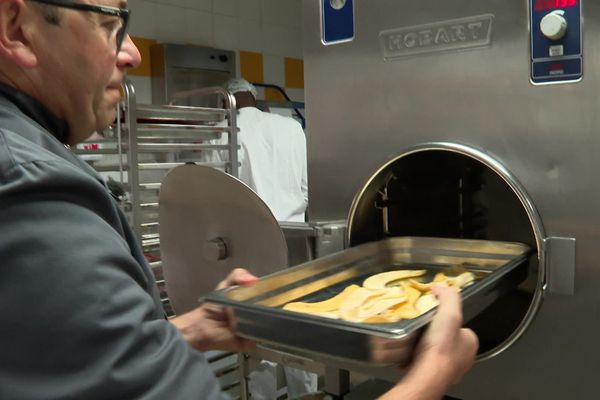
[
  {"left": 0, "top": 1, "right": 476, "bottom": 399},
  {"left": 0, "top": 1, "right": 256, "bottom": 399},
  {"left": 209, "top": 78, "right": 308, "bottom": 222}
]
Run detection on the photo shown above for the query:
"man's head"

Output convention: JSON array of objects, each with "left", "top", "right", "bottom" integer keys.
[
  {"left": 225, "top": 78, "right": 257, "bottom": 109},
  {"left": 0, "top": 0, "right": 141, "bottom": 145}
]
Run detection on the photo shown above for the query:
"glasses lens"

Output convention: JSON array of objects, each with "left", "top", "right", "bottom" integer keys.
[
  {"left": 116, "top": 12, "right": 129, "bottom": 52},
  {"left": 116, "top": 27, "right": 125, "bottom": 51}
]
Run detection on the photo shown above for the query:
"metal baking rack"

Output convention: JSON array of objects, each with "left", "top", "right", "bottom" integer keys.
[{"left": 74, "top": 80, "right": 239, "bottom": 317}]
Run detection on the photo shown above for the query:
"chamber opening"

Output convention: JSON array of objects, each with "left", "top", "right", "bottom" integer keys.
[{"left": 348, "top": 149, "right": 540, "bottom": 356}]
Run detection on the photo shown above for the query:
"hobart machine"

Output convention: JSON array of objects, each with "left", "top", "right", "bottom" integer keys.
[{"left": 300, "top": 0, "right": 598, "bottom": 398}]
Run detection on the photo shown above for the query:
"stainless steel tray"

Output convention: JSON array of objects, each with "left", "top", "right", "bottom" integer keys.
[{"left": 205, "top": 237, "right": 532, "bottom": 366}]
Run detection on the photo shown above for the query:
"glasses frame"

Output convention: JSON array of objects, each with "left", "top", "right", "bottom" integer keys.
[{"left": 28, "top": 0, "right": 130, "bottom": 51}]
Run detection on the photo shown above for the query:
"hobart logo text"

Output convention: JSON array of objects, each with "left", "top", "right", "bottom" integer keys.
[{"left": 380, "top": 14, "right": 494, "bottom": 60}]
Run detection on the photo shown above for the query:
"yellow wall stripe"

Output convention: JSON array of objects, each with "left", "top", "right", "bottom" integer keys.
[
  {"left": 240, "top": 51, "right": 265, "bottom": 84},
  {"left": 284, "top": 57, "right": 304, "bottom": 88},
  {"left": 264, "top": 87, "right": 286, "bottom": 101},
  {"left": 129, "top": 36, "right": 157, "bottom": 77}
]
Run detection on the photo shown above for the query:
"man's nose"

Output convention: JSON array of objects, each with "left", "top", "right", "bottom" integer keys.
[{"left": 117, "top": 35, "right": 142, "bottom": 69}]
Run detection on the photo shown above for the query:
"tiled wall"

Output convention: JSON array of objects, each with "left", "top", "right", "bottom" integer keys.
[{"left": 126, "top": 0, "right": 304, "bottom": 105}]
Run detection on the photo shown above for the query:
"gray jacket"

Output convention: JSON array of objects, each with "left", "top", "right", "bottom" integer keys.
[{"left": 0, "top": 88, "right": 229, "bottom": 399}]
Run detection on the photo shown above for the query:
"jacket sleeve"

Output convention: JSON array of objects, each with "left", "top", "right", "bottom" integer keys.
[
  {"left": 298, "top": 127, "right": 309, "bottom": 206},
  {"left": 0, "top": 158, "right": 231, "bottom": 400}
]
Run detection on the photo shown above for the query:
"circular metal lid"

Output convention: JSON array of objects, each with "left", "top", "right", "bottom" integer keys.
[{"left": 158, "top": 164, "right": 288, "bottom": 314}]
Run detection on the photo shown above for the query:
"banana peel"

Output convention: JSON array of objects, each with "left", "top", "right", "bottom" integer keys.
[
  {"left": 362, "top": 269, "right": 426, "bottom": 290},
  {"left": 409, "top": 271, "right": 475, "bottom": 292},
  {"left": 281, "top": 269, "right": 476, "bottom": 324},
  {"left": 283, "top": 284, "right": 360, "bottom": 315},
  {"left": 340, "top": 287, "right": 406, "bottom": 322}
]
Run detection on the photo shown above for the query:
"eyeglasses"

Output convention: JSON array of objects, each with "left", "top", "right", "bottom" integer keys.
[{"left": 28, "top": 0, "right": 130, "bottom": 52}]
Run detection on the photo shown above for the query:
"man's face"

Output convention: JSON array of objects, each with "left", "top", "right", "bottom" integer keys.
[{"left": 29, "top": 0, "right": 140, "bottom": 144}]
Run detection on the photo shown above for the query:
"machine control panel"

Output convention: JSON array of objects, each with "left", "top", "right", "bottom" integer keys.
[{"left": 530, "top": 0, "right": 582, "bottom": 84}]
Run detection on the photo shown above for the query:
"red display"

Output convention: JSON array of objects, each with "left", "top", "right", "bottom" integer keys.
[{"left": 534, "top": 0, "right": 577, "bottom": 11}]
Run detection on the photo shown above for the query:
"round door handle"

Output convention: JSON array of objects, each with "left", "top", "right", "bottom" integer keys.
[{"left": 204, "top": 237, "right": 228, "bottom": 261}]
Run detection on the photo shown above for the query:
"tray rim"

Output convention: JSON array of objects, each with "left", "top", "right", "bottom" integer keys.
[{"left": 204, "top": 236, "right": 533, "bottom": 339}]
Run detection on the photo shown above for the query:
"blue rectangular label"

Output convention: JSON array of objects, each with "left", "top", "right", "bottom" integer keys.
[{"left": 321, "top": 0, "right": 354, "bottom": 44}]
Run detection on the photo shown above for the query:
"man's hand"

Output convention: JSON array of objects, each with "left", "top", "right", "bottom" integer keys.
[
  {"left": 170, "top": 268, "right": 258, "bottom": 352},
  {"left": 411, "top": 285, "right": 478, "bottom": 384},
  {"left": 379, "top": 285, "right": 478, "bottom": 400}
]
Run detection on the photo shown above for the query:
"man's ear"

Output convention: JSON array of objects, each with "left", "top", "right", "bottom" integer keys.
[{"left": 0, "top": 0, "right": 37, "bottom": 68}]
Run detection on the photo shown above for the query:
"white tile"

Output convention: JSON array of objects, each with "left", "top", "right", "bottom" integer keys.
[
  {"left": 185, "top": 10, "right": 214, "bottom": 46},
  {"left": 254, "top": 86, "right": 265, "bottom": 100},
  {"left": 185, "top": 0, "right": 212, "bottom": 11},
  {"left": 262, "top": 54, "right": 285, "bottom": 87},
  {"left": 213, "top": 14, "right": 239, "bottom": 50},
  {"left": 126, "top": 75, "right": 153, "bottom": 104},
  {"left": 154, "top": 4, "right": 187, "bottom": 43},
  {"left": 261, "top": 0, "right": 301, "bottom": 27},
  {"left": 128, "top": 0, "right": 157, "bottom": 38},
  {"left": 153, "top": 0, "right": 186, "bottom": 7},
  {"left": 238, "top": 19, "right": 263, "bottom": 53},
  {"left": 262, "top": 24, "right": 302, "bottom": 58},
  {"left": 284, "top": 87, "right": 305, "bottom": 103},
  {"left": 234, "top": 50, "right": 241, "bottom": 78},
  {"left": 213, "top": 0, "right": 236, "bottom": 16},
  {"left": 236, "top": 0, "right": 261, "bottom": 21},
  {"left": 286, "top": 26, "right": 303, "bottom": 58}
]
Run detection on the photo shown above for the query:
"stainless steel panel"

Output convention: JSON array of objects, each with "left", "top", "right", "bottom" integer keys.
[
  {"left": 303, "top": 0, "right": 600, "bottom": 398},
  {"left": 151, "top": 44, "right": 235, "bottom": 107}
]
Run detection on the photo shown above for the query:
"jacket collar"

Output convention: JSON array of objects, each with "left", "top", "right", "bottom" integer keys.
[{"left": 0, "top": 82, "right": 70, "bottom": 144}]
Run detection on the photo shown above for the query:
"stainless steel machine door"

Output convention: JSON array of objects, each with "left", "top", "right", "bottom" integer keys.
[{"left": 159, "top": 165, "right": 288, "bottom": 314}]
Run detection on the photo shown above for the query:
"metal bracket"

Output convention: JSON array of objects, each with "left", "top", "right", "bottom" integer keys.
[{"left": 543, "top": 236, "right": 576, "bottom": 295}]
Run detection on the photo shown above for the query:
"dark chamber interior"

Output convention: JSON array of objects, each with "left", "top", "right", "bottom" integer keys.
[{"left": 348, "top": 150, "right": 538, "bottom": 355}]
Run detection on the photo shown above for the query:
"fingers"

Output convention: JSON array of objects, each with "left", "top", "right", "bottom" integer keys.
[
  {"left": 429, "top": 285, "right": 463, "bottom": 334},
  {"left": 217, "top": 268, "right": 259, "bottom": 290}
]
